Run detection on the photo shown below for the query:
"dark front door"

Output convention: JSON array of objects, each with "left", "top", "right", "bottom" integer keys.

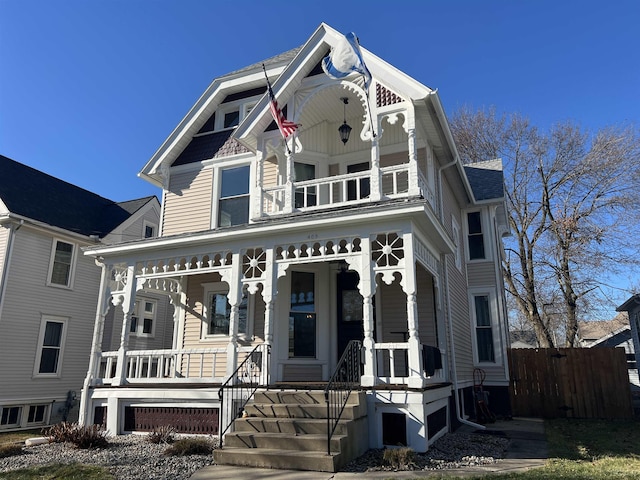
[{"left": 337, "top": 270, "right": 365, "bottom": 360}]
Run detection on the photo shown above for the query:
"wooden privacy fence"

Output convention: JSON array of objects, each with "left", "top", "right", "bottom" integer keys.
[{"left": 509, "top": 347, "right": 633, "bottom": 419}]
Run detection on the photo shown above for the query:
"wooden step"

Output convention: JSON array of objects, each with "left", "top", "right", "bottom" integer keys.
[{"left": 213, "top": 447, "right": 341, "bottom": 472}]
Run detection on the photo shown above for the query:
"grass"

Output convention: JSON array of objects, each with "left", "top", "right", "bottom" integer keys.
[
  {"left": 0, "top": 464, "right": 113, "bottom": 479},
  {"left": 422, "top": 418, "right": 640, "bottom": 480},
  {"left": 0, "top": 430, "right": 43, "bottom": 446}
]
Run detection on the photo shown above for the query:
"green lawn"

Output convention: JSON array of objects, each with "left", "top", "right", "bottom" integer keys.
[{"left": 0, "top": 464, "right": 113, "bottom": 480}]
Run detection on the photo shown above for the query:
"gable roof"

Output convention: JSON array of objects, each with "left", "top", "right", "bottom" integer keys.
[
  {"left": 463, "top": 159, "right": 505, "bottom": 201},
  {"left": 578, "top": 312, "right": 630, "bottom": 343},
  {"left": 0, "top": 154, "right": 156, "bottom": 238}
]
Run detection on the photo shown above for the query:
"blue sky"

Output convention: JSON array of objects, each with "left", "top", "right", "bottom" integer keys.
[{"left": 1, "top": 0, "right": 639, "bottom": 204}]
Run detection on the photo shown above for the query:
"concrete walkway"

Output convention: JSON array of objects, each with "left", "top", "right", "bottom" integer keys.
[{"left": 190, "top": 417, "right": 548, "bottom": 479}]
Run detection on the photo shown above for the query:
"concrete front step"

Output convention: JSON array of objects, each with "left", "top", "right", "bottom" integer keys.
[
  {"left": 254, "top": 390, "right": 364, "bottom": 405},
  {"left": 244, "top": 402, "right": 364, "bottom": 420},
  {"left": 213, "top": 447, "right": 341, "bottom": 473},
  {"left": 234, "top": 416, "right": 351, "bottom": 435},
  {"left": 223, "top": 431, "right": 346, "bottom": 452}
]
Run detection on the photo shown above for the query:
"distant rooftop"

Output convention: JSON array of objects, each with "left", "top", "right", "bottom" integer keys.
[{"left": 463, "top": 159, "right": 504, "bottom": 201}]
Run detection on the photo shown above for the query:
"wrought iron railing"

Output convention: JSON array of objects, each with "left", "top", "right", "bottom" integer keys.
[
  {"left": 217, "top": 343, "right": 270, "bottom": 448},
  {"left": 324, "top": 340, "right": 362, "bottom": 456}
]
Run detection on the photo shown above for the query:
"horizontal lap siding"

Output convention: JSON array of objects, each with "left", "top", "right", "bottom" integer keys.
[
  {"left": 263, "top": 156, "right": 278, "bottom": 187},
  {"left": 0, "top": 228, "right": 99, "bottom": 401},
  {"left": 417, "top": 266, "right": 437, "bottom": 347},
  {"left": 379, "top": 281, "right": 407, "bottom": 342},
  {"left": 162, "top": 168, "right": 213, "bottom": 236}
]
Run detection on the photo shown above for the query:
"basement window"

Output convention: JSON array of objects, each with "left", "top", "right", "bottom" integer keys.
[{"left": 382, "top": 412, "right": 407, "bottom": 446}]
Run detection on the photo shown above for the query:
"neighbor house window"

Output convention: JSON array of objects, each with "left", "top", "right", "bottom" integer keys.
[
  {"left": 467, "top": 211, "right": 485, "bottom": 260},
  {"left": 130, "top": 299, "right": 156, "bottom": 337},
  {"left": 473, "top": 295, "right": 495, "bottom": 363},
  {"left": 202, "top": 285, "right": 249, "bottom": 337},
  {"left": 34, "top": 316, "right": 67, "bottom": 376},
  {"left": 143, "top": 221, "right": 157, "bottom": 238},
  {"left": 218, "top": 165, "right": 250, "bottom": 227},
  {"left": 48, "top": 240, "right": 75, "bottom": 287}
]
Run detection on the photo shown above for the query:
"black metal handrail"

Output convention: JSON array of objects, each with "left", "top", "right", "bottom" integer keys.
[
  {"left": 217, "top": 343, "right": 270, "bottom": 448},
  {"left": 324, "top": 340, "right": 362, "bottom": 456}
]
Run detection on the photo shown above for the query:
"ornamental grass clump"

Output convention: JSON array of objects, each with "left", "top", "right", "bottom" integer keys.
[
  {"left": 44, "top": 422, "right": 109, "bottom": 449},
  {"left": 163, "top": 437, "right": 213, "bottom": 456},
  {"left": 147, "top": 425, "right": 176, "bottom": 444},
  {"left": 383, "top": 447, "right": 416, "bottom": 470}
]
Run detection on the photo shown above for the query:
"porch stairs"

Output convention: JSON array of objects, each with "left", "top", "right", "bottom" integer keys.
[{"left": 213, "top": 389, "right": 369, "bottom": 473}]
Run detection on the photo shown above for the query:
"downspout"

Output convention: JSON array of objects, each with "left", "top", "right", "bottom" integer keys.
[
  {"left": 0, "top": 219, "right": 24, "bottom": 321},
  {"left": 443, "top": 256, "right": 485, "bottom": 430}
]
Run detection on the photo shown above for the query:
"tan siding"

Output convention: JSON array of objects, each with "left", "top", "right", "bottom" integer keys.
[
  {"left": 162, "top": 168, "right": 213, "bottom": 236},
  {"left": 380, "top": 151, "right": 408, "bottom": 168},
  {"left": 0, "top": 227, "right": 99, "bottom": 402},
  {"left": 252, "top": 293, "right": 265, "bottom": 342},
  {"left": 378, "top": 120, "right": 406, "bottom": 148},
  {"left": 379, "top": 281, "right": 407, "bottom": 342},
  {"left": 263, "top": 156, "right": 278, "bottom": 187}
]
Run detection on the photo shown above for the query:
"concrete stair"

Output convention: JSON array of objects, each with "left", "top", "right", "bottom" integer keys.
[{"left": 214, "top": 389, "right": 369, "bottom": 473}]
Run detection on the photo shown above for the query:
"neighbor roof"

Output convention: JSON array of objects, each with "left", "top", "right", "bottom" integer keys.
[
  {"left": 578, "top": 312, "right": 630, "bottom": 342},
  {"left": 0, "top": 154, "right": 156, "bottom": 238},
  {"left": 463, "top": 159, "right": 504, "bottom": 201}
]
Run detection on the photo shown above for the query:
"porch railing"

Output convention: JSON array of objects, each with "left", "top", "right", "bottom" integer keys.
[
  {"left": 217, "top": 343, "right": 270, "bottom": 448},
  {"left": 261, "top": 164, "right": 434, "bottom": 216},
  {"left": 324, "top": 340, "right": 362, "bottom": 456},
  {"left": 374, "top": 342, "right": 444, "bottom": 384},
  {"left": 97, "top": 346, "right": 256, "bottom": 384}
]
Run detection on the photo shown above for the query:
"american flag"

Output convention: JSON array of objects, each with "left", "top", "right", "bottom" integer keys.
[{"left": 264, "top": 66, "right": 297, "bottom": 140}]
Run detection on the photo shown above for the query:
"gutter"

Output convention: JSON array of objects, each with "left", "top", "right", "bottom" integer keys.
[{"left": 0, "top": 218, "right": 24, "bottom": 322}]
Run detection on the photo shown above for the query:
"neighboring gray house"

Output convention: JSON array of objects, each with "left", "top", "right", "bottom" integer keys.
[
  {"left": 616, "top": 298, "right": 640, "bottom": 390},
  {"left": 578, "top": 312, "right": 638, "bottom": 389},
  {"left": 78, "top": 23, "right": 511, "bottom": 471},
  {"left": 0, "top": 154, "right": 161, "bottom": 430}
]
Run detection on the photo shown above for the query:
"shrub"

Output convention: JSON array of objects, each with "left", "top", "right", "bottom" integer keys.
[
  {"left": 164, "top": 437, "right": 213, "bottom": 456},
  {"left": 0, "top": 443, "right": 23, "bottom": 458},
  {"left": 44, "top": 422, "right": 108, "bottom": 449},
  {"left": 383, "top": 447, "right": 416, "bottom": 470},
  {"left": 147, "top": 425, "right": 176, "bottom": 444}
]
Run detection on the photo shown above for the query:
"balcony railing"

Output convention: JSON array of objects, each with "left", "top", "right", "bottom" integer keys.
[
  {"left": 260, "top": 164, "right": 435, "bottom": 217},
  {"left": 96, "top": 346, "right": 257, "bottom": 385}
]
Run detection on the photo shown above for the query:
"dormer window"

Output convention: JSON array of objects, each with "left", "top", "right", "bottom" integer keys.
[{"left": 223, "top": 110, "right": 240, "bottom": 129}]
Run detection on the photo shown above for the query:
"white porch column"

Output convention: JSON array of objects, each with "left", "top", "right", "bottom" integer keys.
[
  {"left": 260, "top": 247, "right": 277, "bottom": 384},
  {"left": 79, "top": 259, "right": 111, "bottom": 425},
  {"left": 113, "top": 265, "right": 137, "bottom": 386},
  {"left": 225, "top": 252, "right": 243, "bottom": 377},
  {"left": 401, "top": 233, "right": 425, "bottom": 389},
  {"left": 358, "top": 238, "right": 377, "bottom": 386}
]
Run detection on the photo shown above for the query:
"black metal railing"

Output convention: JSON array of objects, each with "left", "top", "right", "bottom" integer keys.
[
  {"left": 217, "top": 343, "right": 270, "bottom": 448},
  {"left": 324, "top": 340, "right": 362, "bottom": 456}
]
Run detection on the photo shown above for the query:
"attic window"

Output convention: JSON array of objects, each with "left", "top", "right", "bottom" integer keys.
[{"left": 224, "top": 110, "right": 240, "bottom": 129}]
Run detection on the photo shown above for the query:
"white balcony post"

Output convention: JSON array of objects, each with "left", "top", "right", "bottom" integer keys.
[
  {"left": 369, "top": 129, "right": 382, "bottom": 201},
  {"left": 252, "top": 147, "right": 265, "bottom": 219},
  {"left": 283, "top": 149, "right": 294, "bottom": 213},
  {"left": 407, "top": 127, "right": 421, "bottom": 197},
  {"left": 113, "top": 265, "right": 137, "bottom": 386}
]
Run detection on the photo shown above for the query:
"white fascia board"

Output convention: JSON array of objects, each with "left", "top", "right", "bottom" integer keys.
[
  {"left": 2, "top": 212, "right": 97, "bottom": 244},
  {"left": 83, "top": 204, "right": 431, "bottom": 258}
]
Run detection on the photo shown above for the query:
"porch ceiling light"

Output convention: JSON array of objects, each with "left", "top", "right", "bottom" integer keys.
[{"left": 339, "top": 97, "right": 352, "bottom": 145}]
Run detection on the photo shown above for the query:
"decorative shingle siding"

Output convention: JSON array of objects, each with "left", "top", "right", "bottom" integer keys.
[
  {"left": 172, "top": 132, "right": 250, "bottom": 167},
  {"left": 376, "top": 83, "right": 404, "bottom": 108}
]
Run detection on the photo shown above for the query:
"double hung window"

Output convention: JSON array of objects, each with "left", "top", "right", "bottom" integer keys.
[
  {"left": 473, "top": 295, "right": 495, "bottom": 363},
  {"left": 218, "top": 165, "right": 250, "bottom": 227},
  {"left": 130, "top": 300, "right": 156, "bottom": 337},
  {"left": 203, "top": 286, "right": 249, "bottom": 337},
  {"left": 467, "top": 211, "right": 486, "bottom": 260},
  {"left": 48, "top": 240, "right": 75, "bottom": 287},
  {"left": 35, "top": 316, "right": 66, "bottom": 376}
]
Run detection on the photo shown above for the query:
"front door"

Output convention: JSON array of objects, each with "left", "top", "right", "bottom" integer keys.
[{"left": 337, "top": 270, "right": 364, "bottom": 359}]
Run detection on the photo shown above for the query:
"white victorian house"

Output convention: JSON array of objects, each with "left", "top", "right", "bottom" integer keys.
[{"left": 78, "top": 24, "right": 510, "bottom": 472}]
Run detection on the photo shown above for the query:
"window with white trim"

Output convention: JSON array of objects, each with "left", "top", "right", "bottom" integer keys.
[
  {"left": 130, "top": 299, "right": 156, "bottom": 337},
  {"left": 472, "top": 294, "right": 496, "bottom": 363},
  {"left": 202, "top": 284, "right": 249, "bottom": 338},
  {"left": 466, "top": 211, "right": 486, "bottom": 260},
  {"left": 0, "top": 406, "right": 21, "bottom": 427},
  {"left": 27, "top": 405, "right": 48, "bottom": 425},
  {"left": 218, "top": 165, "right": 250, "bottom": 227},
  {"left": 34, "top": 316, "right": 67, "bottom": 376},
  {"left": 48, "top": 239, "right": 76, "bottom": 287}
]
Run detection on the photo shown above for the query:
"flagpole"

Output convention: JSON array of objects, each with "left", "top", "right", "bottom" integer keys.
[{"left": 263, "top": 63, "right": 292, "bottom": 155}]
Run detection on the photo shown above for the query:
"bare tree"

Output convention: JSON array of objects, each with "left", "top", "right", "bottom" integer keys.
[{"left": 450, "top": 107, "right": 640, "bottom": 347}]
